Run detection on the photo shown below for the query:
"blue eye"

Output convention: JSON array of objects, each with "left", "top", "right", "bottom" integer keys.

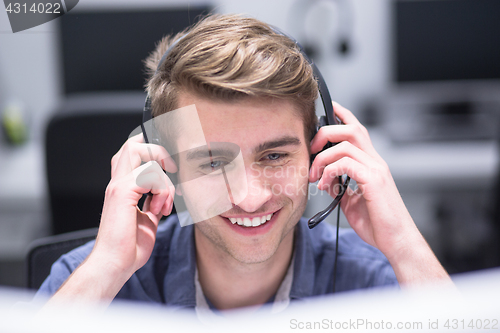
[
  {"left": 199, "top": 160, "right": 228, "bottom": 172},
  {"left": 210, "top": 160, "right": 225, "bottom": 169},
  {"left": 268, "top": 153, "right": 281, "bottom": 160},
  {"left": 266, "top": 153, "right": 286, "bottom": 161}
]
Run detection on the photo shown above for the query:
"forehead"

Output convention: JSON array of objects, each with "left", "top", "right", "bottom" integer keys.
[{"left": 175, "top": 92, "right": 306, "bottom": 151}]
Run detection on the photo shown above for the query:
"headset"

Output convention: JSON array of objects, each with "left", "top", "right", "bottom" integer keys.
[{"left": 141, "top": 25, "right": 350, "bottom": 291}]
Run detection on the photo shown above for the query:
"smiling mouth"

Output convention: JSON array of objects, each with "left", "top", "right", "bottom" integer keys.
[{"left": 226, "top": 213, "right": 274, "bottom": 227}]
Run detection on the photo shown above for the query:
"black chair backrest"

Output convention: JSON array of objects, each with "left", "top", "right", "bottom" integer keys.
[
  {"left": 45, "top": 93, "right": 144, "bottom": 234},
  {"left": 26, "top": 228, "right": 98, "bottom": 290}
]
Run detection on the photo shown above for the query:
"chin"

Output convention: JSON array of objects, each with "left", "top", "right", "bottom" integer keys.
[
  {"left": 226, "top": 243, "right": 279, "bottom": 265},
  {"left": 229, "top": 246, "right": 276, "bottom": 265},
  {"left": 194, "top": 198, "right": 303, "bottom": 265}
]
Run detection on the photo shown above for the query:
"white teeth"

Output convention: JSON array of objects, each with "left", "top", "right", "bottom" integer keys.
[
  {"left": 243, "top": 218, "right": 252, "bottom": 227},
  {"left": 228, "top": 213, "right": 274, "bottom": 228}
]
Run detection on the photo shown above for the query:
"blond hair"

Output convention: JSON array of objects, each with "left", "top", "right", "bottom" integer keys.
[{"left": 144, "top": 14, "right": 318, "bottom": 141}]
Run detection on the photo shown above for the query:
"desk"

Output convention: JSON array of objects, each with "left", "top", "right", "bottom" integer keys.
[{"left": 371, "top": 129, "right": 499, "bottom": 189}]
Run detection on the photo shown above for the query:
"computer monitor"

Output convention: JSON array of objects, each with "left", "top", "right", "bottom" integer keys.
[
  {"left": 394, "top": 0, "right": 500, "bottom": 84},
  {"left": 386, "top": 0, "right": 500, "bottom": 142},
  {"left": 58, "top": 6, "right": 212, "bottom": 94}
]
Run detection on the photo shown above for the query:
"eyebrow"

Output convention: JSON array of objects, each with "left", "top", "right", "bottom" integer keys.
[
  {"left": 185, "top": 146, "right": 238, "bottom": 161},
  {"left": 254, "top": 136, "right": 302, "bottom": 154},
  {"left": 184, "top": 136, "right": 302, "bottom": 161}
]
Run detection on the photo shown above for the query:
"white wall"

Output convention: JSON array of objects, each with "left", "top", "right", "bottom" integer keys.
[{"left": 0, "top": 8, "right": 61, "bottom": 140}]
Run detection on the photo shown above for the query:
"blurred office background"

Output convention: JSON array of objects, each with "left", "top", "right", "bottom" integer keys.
[{"left": 0, "top": 0, "right": 499, "bottom": 288}]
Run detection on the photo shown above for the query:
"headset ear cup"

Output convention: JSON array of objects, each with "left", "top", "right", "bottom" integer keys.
[
  {"left": 151, "top": 119, "right": 161, "bottom": 146},
  {"left": 309, "top": 116, "right": 333, "bottom": 166},
  {"left": 309, "top": 130, "right": 319, "bottom": 167}
]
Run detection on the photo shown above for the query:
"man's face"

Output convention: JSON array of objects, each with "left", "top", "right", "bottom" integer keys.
[{"left": 175, "top": 92, "right": 310, "bottom": 264}]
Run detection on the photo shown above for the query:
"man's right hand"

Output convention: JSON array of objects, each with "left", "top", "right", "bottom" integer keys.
[{"left": 45, "top": 133, "right": 176, "bottom": 305}]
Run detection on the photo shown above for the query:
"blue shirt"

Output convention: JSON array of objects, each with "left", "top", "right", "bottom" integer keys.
[{"left": 36, "top": 215, "right": 398, "bottom": 308}]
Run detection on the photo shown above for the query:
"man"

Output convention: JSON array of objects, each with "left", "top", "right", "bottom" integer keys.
[{"left": 37, "top": 14, "right": 450, "bottom": 312}]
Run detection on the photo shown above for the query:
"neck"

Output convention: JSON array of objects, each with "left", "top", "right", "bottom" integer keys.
[{"left": 194, "top": 228, "right": 295, "bottom": 310}]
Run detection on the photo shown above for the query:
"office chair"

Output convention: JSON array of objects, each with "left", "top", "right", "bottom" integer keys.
[
  {"left": 26, "top": 228, "right": 98, "bottom": 290},
  {"left": 45, "top": 92, "right": 145, "bottom": 235}
]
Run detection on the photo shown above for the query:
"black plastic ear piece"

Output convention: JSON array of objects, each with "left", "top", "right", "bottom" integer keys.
[{"left": 308, "top": 176, "right": 350, "bottom": 229}]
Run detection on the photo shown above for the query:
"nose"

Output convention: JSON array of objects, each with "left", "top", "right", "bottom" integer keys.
[{"left": 233, "top": 165, "right": 272, "bottom": 213}]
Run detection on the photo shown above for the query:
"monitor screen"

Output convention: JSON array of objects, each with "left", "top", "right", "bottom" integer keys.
[
  {"left": 59, "top": 6, "right": 212, "bottom": 94},
  {"left": 394, "top": 0, "right": 500, "bottom": 83}
]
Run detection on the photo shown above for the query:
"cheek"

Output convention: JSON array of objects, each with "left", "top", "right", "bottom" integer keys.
[
  {"left": 261, "top": 163, "right": 310, "bottom": 198},
  {"left": 194, "top": 220, "right": 227, "bottom": 247},
  {"left": 178, "top": 175, "right": 236, "bottom": 222}
]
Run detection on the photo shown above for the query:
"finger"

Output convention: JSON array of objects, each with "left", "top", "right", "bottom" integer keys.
[
  {"left": 135, "top": 209, "right": 160, "bottom": 261},
  {"left": 310, "top": 141, "right": 374, "bottom": 182},
  {"left": 139, "top": 206, "right": 164, "bottom": 230},
  {"left": 134, "top": 161, "right": 174, "bottom": 216},
  {"left": 148, "top": 176, "right": 173, "bottom": 216},
  {"left": 321, "top": 177, "right": 345, "bottom": 198},
  {"left": 118, "top": 171, "right": 169, "bottom": 197},
  {"left": 136, "top": 209, "right": 159, "bottom": 237},
  {"left": 115, "top": 133, "right": 144, "bottom": 160},
  {"left": 129, "top": 132, "right": 145, "bottom": 143},
  {"left": 317, "top": 157, "right": 370, "bottom": 190},
  {"left": 111, "top": 133, "right": 145, "bottom": 173},
  {"left": 310, "top": 124, "right": 378, "bottom": 159},
  {"left": 160, "top": 185, "right": 175, "bottom": 216},
  {"left": 114, "top": 141, "right": 177, "bottom": 178},
  {"left": 103, "top": 172, "right": 161, "bottom": 218},
  {"left": 111, "top": 134, "right": 144, "bottom": 177},
  {"left": 142, "top": 192, "right": 172, "bottom": 219},
  {"left": 332, "top": 101, "right": 362, "bottom": 126}
]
